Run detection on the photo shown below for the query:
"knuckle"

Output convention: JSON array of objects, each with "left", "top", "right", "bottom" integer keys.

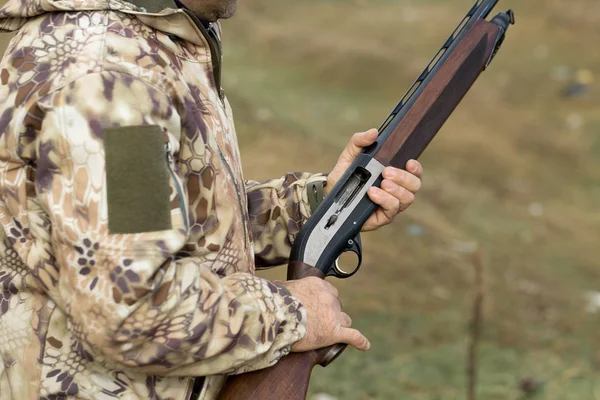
[
  {"left": 326, "top": 313, "right": 337, "bottom": 327},
  {"left": 414, "top": 179, "right": 422, "bottom": 192},
  {"left": 307, "top": 276, "right": 321, "bottom": 285},
  {"left": 403, "top": 191, "right": 415, "bottom": 206},
  {"left": 326, "top": 294, "right": 337, "bottom": 305},
  {"left": 381, "top": 195, "right": 395, "bottom": 210},
  {"left": 327, "top": 283, "right": 339, "bottom": 296},
  {"left": 350, "top": 330, "right": 362, "bottom": 343},
  {"left": 384, "top": 209, "right": 397, "bottom": 222},
  {"left": 398, "top": 169, "right": 408, "bottom": 185},
  {"left": 397, "top": 189, "right": 410, "bottom": 204},
  {"left": 310, "top": 277, "right": 321, "bottom": 285},
  {"left": 381, "top": 179, "right": 392, "bottom": 191},
  {"left": 355, "top": 330, "right": 366, "bottom": 341},
  {"left": 332, "top": 324, "right": 343, "bottom": 337},
  {"left": 344, "top": 313, "right": 353, "bottom": 325},
  {"left": 391, "top": 184, "right": 405, "bottom": 198}
]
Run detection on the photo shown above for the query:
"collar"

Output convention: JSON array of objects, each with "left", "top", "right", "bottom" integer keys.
[{"left": 173, "top": 0, "right": 211, "bottom": 28}]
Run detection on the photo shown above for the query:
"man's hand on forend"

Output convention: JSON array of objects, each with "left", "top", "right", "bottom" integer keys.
[{"left": 326, "top": 128, "right": 423, "bottom": 232}]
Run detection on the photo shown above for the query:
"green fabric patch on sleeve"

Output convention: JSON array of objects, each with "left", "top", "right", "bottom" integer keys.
[{"left": 104, "top": 125, "right": 172, "bottom": 234}]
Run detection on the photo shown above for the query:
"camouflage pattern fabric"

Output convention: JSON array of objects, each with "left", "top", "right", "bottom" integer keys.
[{"left": 0, "top": 0, "right": 327, "bottom": 398}]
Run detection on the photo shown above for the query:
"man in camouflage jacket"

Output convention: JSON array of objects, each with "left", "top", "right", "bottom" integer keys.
[{"left": 0, "top": 0, "right": 424, "bottom": 398}]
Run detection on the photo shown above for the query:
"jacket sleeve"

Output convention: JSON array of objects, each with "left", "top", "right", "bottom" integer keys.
[
  {"left": 29, "top": 71, "right": 306, "bottom": 376},
  {"left": 246, "top": 173, "right": 327, "bottom": 268}
]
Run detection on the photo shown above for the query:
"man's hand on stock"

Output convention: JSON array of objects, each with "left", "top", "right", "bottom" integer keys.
[
  {"left": 326, "top": 128, "right": 423, "bottom": 231},
  {"left": 281, "top": 277, "right": 370, "bottom": 353}
]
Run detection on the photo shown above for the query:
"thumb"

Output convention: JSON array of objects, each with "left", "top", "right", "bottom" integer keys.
[
  {"left": 339, "top": 129, "right": 378, "bottom": 162},
  {"left": 337, "top": 327, "right": 371, "bottom": 351}
]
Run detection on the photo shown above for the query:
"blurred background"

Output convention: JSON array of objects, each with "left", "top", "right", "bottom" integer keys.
[
  {"left": 222, "top": 0, "right": 599, "bottom": 398},
  {"left": 2, "top": 0, "right": 599, "bottom": 398}
]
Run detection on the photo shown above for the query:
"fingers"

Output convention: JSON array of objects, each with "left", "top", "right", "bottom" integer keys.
[
  {"left": 380, "top": 180, "right": 416, "bottom": 212},
  {"left": 368, "top": 185, "right": 415, "bottom": 221},
  {"left": 382, "top": 166, "right": 422, "bottom": 194},
  {"left": 366, "top": 187, "right": 398, "bottom": 222},
  {"left": 289, "top": 276, "right": 369, "bottom": 353},
  {"left": 315, "top": 279, "right": 342, "bottom": 311},
  {"left": 340, "top": 129, "right": 378, "bottom": 162},
  {"left": 337, "top": 327, "right": 370, "bottom": 351},
  {"left": 366, "top": 187, "right": 397, "bottom": 223},
  {"left": 321, "top": 279, "right": 339, "bottom": 298},
  {"left": 352, "top": 128, "right": 378, "bottom": 148},
  {"left": 406, "top": 159, "right": 423, "bottom": 180},
  {"left": 340, "top": 312, "right": 352, "bottom": 328}
]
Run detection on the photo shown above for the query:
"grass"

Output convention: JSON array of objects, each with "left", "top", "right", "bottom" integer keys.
[{"left": 222, "top": 0, "right": 600, "bottom": 398}]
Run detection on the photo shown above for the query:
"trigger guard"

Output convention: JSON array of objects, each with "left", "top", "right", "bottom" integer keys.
[{"left": 328, "top": 233, "right": 363, "bottom": 278}]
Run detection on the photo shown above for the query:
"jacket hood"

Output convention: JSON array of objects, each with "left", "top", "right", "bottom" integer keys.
[
  {"left": 0, "top": 0, "right": 181, "bottom": 32},
  {"left": 0, "top": 0, "right": 221, "bottom": 47}
]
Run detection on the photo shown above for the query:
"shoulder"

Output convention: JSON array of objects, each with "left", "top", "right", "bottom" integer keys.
[
  {"left": 0, "top": 11, "right": 108, "bottom": 104},
  {"left": 0, "top": 10, "right": 181, "bottom": 110}
]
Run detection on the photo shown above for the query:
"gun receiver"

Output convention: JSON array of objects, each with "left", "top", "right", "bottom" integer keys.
[{"left": 219, "top": 1, "right": 514, "bottom": 399}]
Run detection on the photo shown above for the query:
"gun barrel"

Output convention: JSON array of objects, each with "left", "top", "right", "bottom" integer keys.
[
  {"left": 373, "top": 19, "right": 503, "bottom": 168},
  {"left": 378, "top": 0, "right": 500, "bottom": 133}
]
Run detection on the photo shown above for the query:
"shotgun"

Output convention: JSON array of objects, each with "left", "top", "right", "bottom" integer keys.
[{"left": 218, "top": 1, "right": 514, "bottom": 398}]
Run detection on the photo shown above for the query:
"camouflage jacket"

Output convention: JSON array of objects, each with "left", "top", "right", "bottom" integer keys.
[{"left": 0, "top": 0, "right": 327, "bottom": 398}]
